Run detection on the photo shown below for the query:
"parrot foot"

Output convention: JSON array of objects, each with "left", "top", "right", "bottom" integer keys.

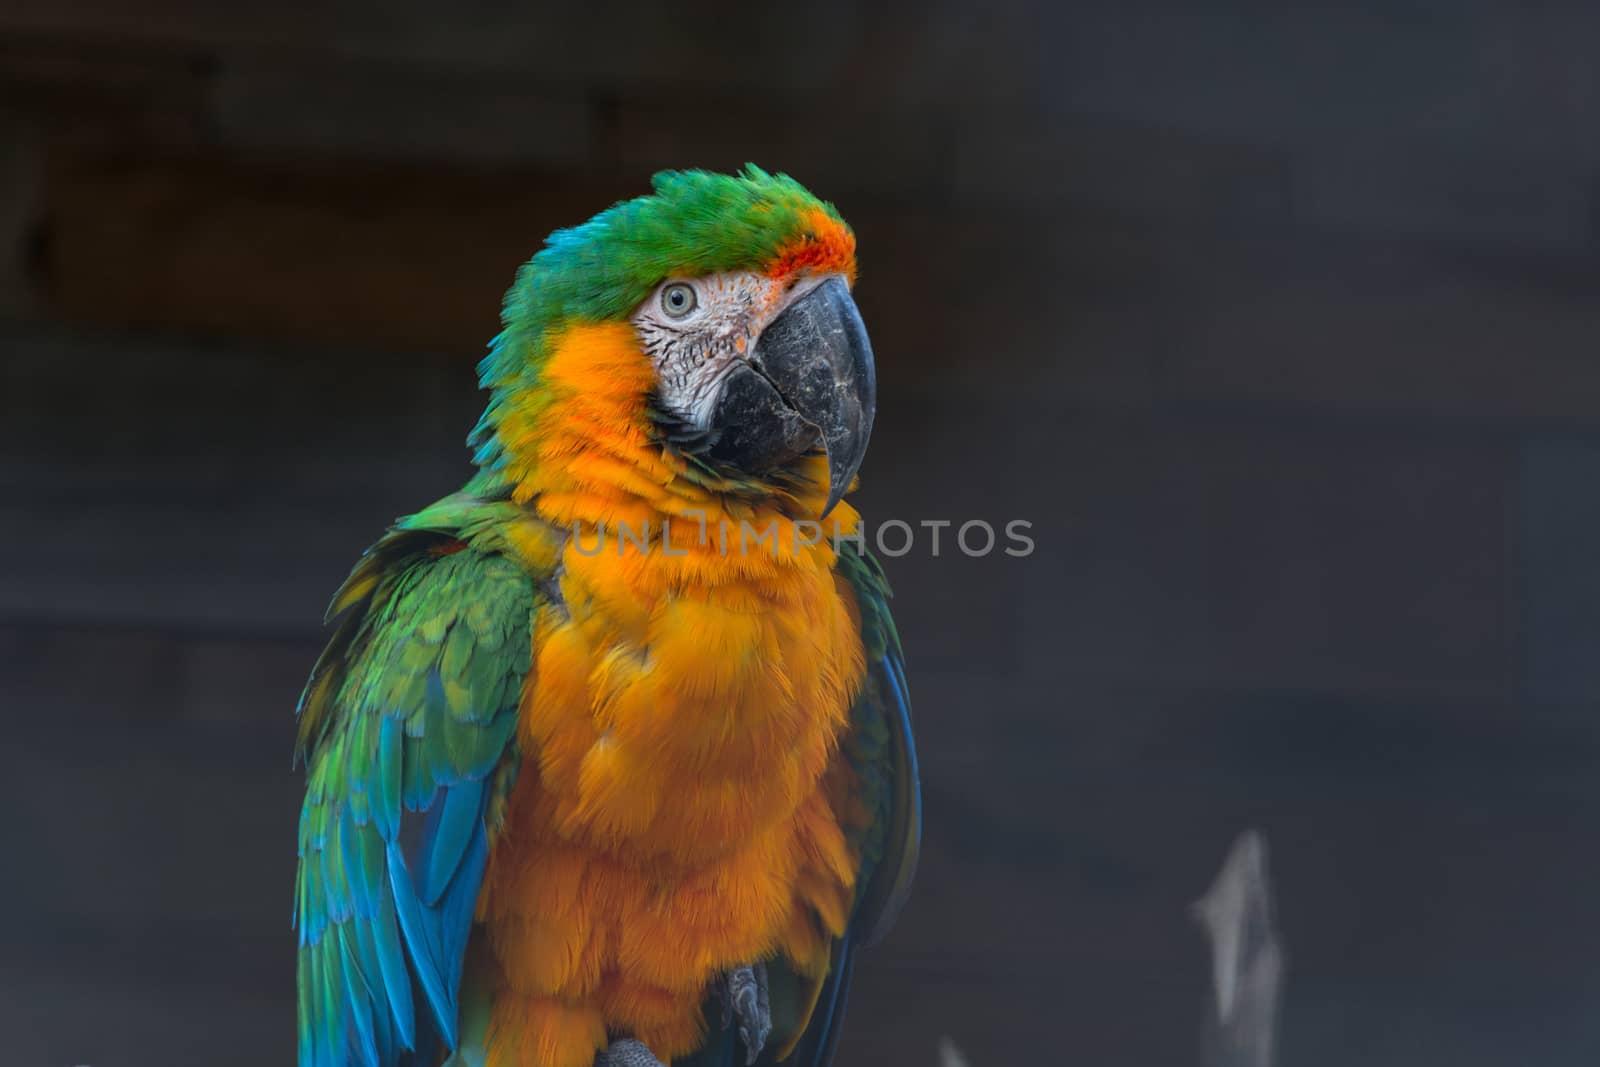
[
  {"left": 719, "top": 962, "right": 772, "bottom": 1065},
  {"left": 595, "top": 1038, "right": 666, "bottom": 1067}
]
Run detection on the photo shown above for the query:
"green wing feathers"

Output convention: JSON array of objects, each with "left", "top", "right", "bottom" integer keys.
[{"left": 295, "top": 517, "right": 535, "bottom": 1067}]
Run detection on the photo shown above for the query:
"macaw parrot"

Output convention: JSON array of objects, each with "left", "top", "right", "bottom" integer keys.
[{"left": 293, "top": 167, "right": 920, "bottom": 1067}]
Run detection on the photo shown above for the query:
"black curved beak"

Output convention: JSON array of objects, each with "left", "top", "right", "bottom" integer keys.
[{"left": 706, "top": 277, "right": 877, "bottom": 518}]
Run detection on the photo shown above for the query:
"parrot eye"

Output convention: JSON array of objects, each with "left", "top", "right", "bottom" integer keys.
[{"left": 661, "top": 282, "right": 697, "bottom": 318}]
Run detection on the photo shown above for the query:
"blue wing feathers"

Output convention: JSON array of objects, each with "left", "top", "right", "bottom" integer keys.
[
  {"left": 423, "top": 776, "right": 488, "bottom": 906},
  {"left": 371, "top": 894, "right": 418, "bottom": 1047},
  {"left": 386, "top": 829, "right": 460, "bottom": 1048},
  {"left": 338, "top": 926, "right": 382, "bottom": 1066},
  {"left": 443, "top": 829, "right": 490, "bottom": 994}
]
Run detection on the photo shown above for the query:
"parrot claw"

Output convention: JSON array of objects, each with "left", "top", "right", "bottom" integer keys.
[
  {"left": 719, "top": 962, "right": 771, "bottom": 1064},
  {"left": 595, "top": 1038, "right": 666, "bottom": 1067}
]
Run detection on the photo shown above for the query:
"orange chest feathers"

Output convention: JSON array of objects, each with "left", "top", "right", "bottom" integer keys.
[
  {"left": 474, "top": 522, "right": 868, "bottom": 1064},
  {"left": 524, "top": 527, "right": 864, "bottom": 856}
]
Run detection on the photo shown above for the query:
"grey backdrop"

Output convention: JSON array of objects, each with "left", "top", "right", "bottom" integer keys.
[{"left": 3, "top": 2, "right": 1600, "bottom": 1065}]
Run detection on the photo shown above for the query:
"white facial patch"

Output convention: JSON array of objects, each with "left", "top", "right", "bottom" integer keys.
[{"left": 631, "top": 270, "right": 828, "bottom": 428}]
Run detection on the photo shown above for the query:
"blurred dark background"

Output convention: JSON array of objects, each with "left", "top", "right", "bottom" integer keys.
[{"left": 3, "top": 2, "right": 1600, "bottom": 1065}]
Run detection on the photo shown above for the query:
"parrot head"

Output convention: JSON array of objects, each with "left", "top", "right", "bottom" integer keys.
[{"left": 472, "top": 166, "right": 874, "bottom": 519}]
